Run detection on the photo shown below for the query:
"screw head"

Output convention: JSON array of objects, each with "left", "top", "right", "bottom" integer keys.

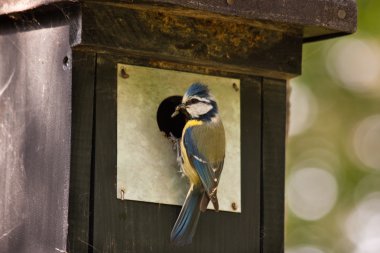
[
  {"left": 338, "top": 9, "right": 346, "bottom": 19},
  {"left": 232, "top": 83, "right": 239, "bottom": 92},
  {"left": 121, "top": 68, "right": 129, "bottom": 79},
  {"left": 120, "top": 189, "right": 125, "bottom": 200}
]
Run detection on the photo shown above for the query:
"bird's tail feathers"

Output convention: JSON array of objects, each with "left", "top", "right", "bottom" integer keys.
[{"left": 170, "top": 186, "right": 204, "bottom": 245}]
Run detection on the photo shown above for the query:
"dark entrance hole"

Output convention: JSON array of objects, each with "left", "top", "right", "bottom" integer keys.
[{"left": 156, "top": 96, "right": 186, "bottom": 138}]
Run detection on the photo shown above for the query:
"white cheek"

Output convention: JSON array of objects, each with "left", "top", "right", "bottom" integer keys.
[{"left": 186, "top": 103, "right": 213, "bottom": 117}]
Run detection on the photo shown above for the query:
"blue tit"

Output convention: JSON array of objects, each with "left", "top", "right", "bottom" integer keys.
[{"left": 170, "top": 83, "right": 225, "bottom": 245}]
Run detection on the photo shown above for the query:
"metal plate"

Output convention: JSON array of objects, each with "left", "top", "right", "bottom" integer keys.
[{"left": 117, "top": 64, "right": 241, "bottom": 212}]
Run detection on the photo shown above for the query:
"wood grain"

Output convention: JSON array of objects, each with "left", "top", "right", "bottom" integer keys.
[
  {"left": 261, "top": 78, "right": 287, "bottom": 253},
  {"left": 92, "top": 53, "right": 262, "bottom": 252},
  {"left": 67, "top": 50, "right": 97, "bottom": 253},
  {"left": 0, "top": 0, "right": 357, "bottom": 43},
  {"left": 81, "top": 2, "right": 302, "bottom": 79}
]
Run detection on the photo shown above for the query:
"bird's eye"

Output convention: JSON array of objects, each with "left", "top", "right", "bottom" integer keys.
[{"left": 189, "top": 98, "right": 199, "bottom": 104}]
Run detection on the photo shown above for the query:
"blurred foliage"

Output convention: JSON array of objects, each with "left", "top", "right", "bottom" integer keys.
[
  {"left": 285, "top": 1, "right": 380, "bottom": 253},
  {"left": 357, "top": 0, "right": 380, "bottom": 37}
]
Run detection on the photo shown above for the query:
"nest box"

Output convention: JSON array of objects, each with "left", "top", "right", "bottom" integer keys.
[{"left": 0, "top": 1, "right": 356, "bottom": 252}]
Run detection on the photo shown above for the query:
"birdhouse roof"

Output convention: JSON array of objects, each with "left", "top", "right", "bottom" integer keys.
[{"left": 0, "top": 0, "right": 356, "bottom": 42}]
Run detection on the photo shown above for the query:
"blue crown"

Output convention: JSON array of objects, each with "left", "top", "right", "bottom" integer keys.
[{"left": 185, "top": 83, "right": 210, "bottom": 98}]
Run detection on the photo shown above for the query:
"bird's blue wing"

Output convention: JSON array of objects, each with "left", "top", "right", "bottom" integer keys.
[{"left": 183, "top": 126, "right": 219, "bottom": 195}]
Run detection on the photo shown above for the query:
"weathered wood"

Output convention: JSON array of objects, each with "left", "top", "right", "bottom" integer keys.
[
  {"left": 261, "top": 78, "right": 287, "bottom": 253},
  {"left": 0, "top": 2, "right": 81, "bottom": 46},
  {"left": 240, "top": 76, "right": 262, "bottom": 253},
  {"left": 0, "top": 18, "right": 72, "bottom": 253},
  {"left": 81, "top": 2, "right": 302, "bottom": 79},
  {"left": 131, "top": 0, "right": 357, "bottom": 41},
  {"left": 0, "top": 0, "right": 357, "bottom": 42},
  {"left": 92, "top": 53, "right": 262, "bottom": 252},
  {"left": 0, "top": 1, "right": 357, "bottom": 252},
  {"left": 67, "top": 50, "right": 96, "bottom": 253}
]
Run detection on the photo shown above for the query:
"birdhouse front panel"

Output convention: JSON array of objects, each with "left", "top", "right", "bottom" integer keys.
[{"left": 91, "top": 53, "right": 262, "bottom": 252}]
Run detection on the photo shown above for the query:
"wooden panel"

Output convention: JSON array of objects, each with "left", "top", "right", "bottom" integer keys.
[
  {"left": 0, "top": 2, "right": 81, "bottom": 46},
  {"left": 240, "top": 76, "right": 262, "bottom": 253},
  {"left": 0, "top": 0, "right": 357, "bottom": 43},
  {"left": 67, "top": 50, "right": 96, "bottom": 253},
  {"left": 93, "top": 53, "right": 261, "bottom": 252},
  {"left": 261, "top": 78, "right": 287, "bottom": 253},
  {"left": 0, "top": 22, "right": 72, "bottom": 253},
  {"left": 81, "top": 2, "right": 302, "bottom": 79}
]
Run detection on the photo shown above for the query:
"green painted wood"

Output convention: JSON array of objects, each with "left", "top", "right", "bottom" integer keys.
[
  {"left": 261, "top": 78, "right": 287, "bottom": 253},
  {"left": 67, "top": 50, "right": 96, "bottom": 253},
  {"left": 92, "top": 53, "right": 262, "bottom": 252}
]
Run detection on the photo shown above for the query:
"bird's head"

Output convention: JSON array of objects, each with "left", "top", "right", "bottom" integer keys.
[{"left": 172, "top": 83, "right": 218, "bottom": 120}]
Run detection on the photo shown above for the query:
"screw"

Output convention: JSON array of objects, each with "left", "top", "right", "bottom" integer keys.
[
  {"left": 120, "top": 189, "right": 125, "bottom": 200},
  {"left": 338, "top": 9, "right": 346, "bottom": 19},
  {"left": 120, "top": 68, "right": 129, "bottom": 79},
  {"left": 231, "top": 202, "right": 238, "bottom": 211},
  {"left": 232, "top": 83, "right": 239, "bottom": 92}
]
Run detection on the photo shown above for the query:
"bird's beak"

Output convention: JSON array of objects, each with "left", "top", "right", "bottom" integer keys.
[{"left": 171, "top": 103, "right": 185, "bottom": 118}]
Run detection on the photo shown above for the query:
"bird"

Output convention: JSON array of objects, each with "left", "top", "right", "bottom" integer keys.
[{"left": 170, "top": 83, "right": 225, "bottom": 245}]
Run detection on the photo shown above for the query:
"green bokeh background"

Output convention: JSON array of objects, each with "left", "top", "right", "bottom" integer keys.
[{"left": 285, "top": 1, "right": 380, "bottom": 252}]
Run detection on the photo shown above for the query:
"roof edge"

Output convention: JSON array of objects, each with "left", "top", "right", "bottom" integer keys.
[{"left": 0, "top": 0, "right": 357, "bottom": 41}]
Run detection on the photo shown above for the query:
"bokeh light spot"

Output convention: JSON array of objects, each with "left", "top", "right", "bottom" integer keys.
[
  {"left": 326, "top": 38, "right": 380, "bottom": 94},
  {"left": 287, "top": 167, "right": 338, "bottom": 220},
  {"left": 345, "top": 192, "right": 380, "bottom": 253},
  {"left": 288, "top": 81, "right": 318, "bottom": 136},
  {"left": 353, "top": 114, "right": 380, "bottom": 171},
  {"left": 286, "top": 245, "right": 325, "bottom": 253}
]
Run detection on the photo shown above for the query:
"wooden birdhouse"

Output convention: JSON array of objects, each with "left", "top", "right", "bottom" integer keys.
[{"left": 0, "top": 0, "right": 356, "bottom": 252}]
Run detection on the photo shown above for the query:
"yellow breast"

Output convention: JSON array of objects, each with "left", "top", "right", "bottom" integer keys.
[{"left": 180, "top": 120, "right": 202, "bottom": 186}]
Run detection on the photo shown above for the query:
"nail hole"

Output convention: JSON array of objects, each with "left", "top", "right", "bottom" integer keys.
[
  {"left": 63, "top": 56, "right": 69, "bottom": 67},
  {"left": 156, "top": 96, "right": 186, "bottom": 139},
  {"left": 231, "top": 202, "right": 238, "bottom": 211}
]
